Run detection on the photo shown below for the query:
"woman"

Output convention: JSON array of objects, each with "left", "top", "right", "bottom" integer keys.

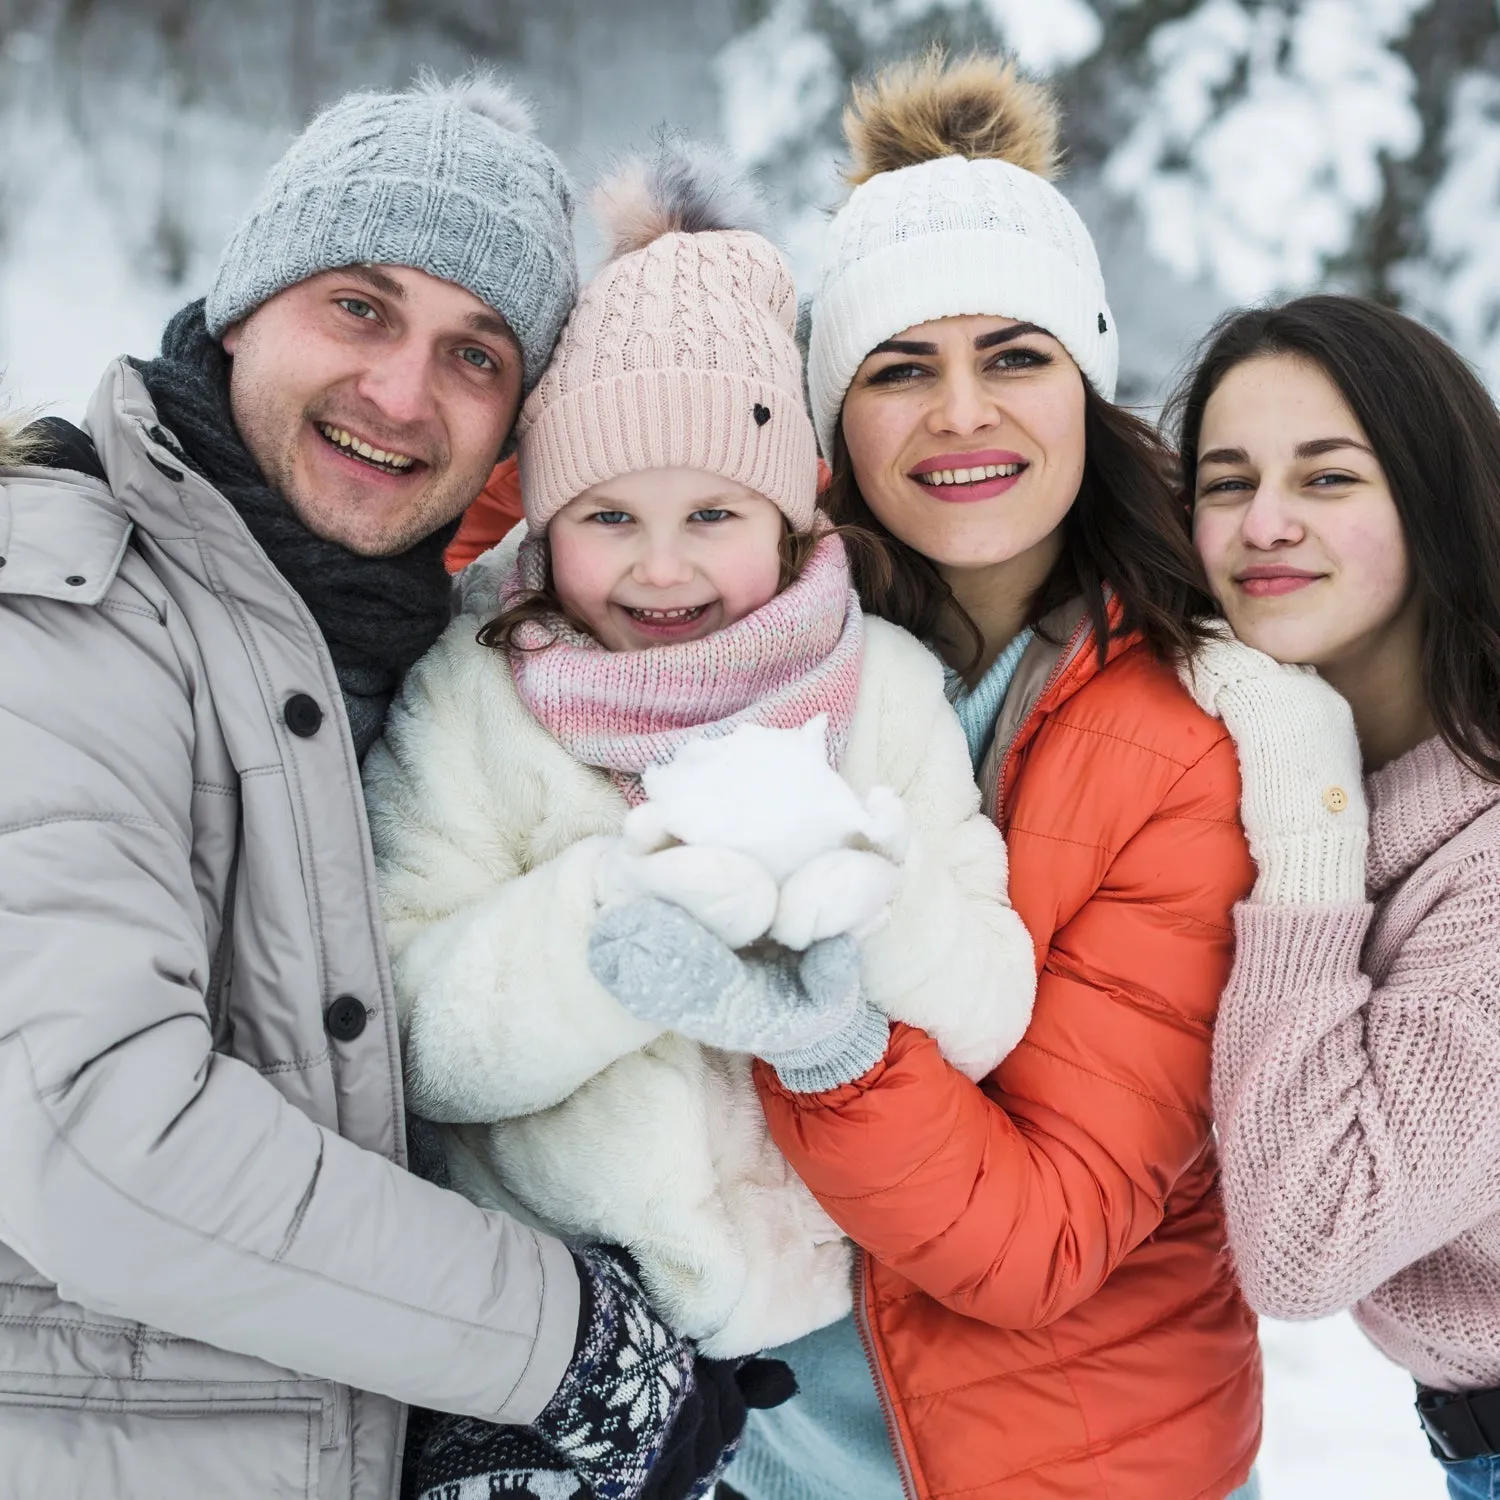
[
  {"left": 1171, "top": 295, "right": 1500, "bottom": 1500},
  {"left": 593, "top": 51, "right": 1262, "bottom": 1500}
]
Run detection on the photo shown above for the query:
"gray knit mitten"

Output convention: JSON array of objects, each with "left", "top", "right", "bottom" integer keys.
[{"left": 588, "top": 897, "right": 891, "bottom": 1092}]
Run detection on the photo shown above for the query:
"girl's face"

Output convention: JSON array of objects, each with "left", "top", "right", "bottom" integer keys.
[
  {"left": 1192, "top": 353, "right": 1418, "bottom": 671},
  {"left": 838, "top": 314, "right": 1087, "bottom": 573},
  {"left": 548, "top": 467, "right": 786, "bottom": 651}
]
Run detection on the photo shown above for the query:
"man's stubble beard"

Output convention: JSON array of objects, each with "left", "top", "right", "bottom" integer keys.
[{"left": 229, "top": 374, "right": 494, "bottom": 560}]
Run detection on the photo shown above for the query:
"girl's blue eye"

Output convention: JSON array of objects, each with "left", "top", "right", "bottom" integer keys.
[
  {"left": 338, "top": 298, "right": 377, "bottom": 321},
  {"left": 460, "top": 347, "right": 496, "bottom": 371},
  {"left": 1309, "top": 471, "right": 1357, "bottom": 487},
  {"left": 691, "top": 508, "right": 732, "bottom": 523},
  {"left": 590, "top": 510, "right": 631, "bottom": 525}
]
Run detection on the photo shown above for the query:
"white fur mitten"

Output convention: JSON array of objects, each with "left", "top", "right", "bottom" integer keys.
[
  {"left": 613, "top": 717, "right": 912, "bottom": 948},
  {"left": 596, "top": 841, "right": 779, "bottom": 949},
  {"left": 1180, "top": 625, "right": 1368, "bottom": 905},
  {"left": 769, "top": 849, "right": 902, "bottom": 951}
]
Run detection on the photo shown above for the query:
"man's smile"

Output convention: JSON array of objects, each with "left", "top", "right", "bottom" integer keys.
[{"left": 315, "top": 421, "right": 419, "bottom": 474}]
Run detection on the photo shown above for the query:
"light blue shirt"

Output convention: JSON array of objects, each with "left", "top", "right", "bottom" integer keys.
[{"left": 943, "top": 627, "right": 1035, "bottom": 770}]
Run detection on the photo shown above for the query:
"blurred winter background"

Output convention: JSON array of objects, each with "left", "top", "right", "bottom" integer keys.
[{"left": 3, "top": 0, "right": 1497, "bottom": 1489}]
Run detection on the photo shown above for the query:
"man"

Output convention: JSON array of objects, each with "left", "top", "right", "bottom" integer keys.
[{"left": 0, "top": 72, "right": 764, "bottom": 1500}]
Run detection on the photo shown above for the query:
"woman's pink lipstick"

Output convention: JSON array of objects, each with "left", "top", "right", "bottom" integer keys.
[
  {"left": 1235, "top": 566, "right": 1325, "bottom": 598},
  {"left": 908, "top": 449, "right": 1028, "bottom": 504}
]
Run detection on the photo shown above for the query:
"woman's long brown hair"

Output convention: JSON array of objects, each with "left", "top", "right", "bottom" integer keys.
[
  {"left": 1168, "top": 295, "right": 1500, "bottom": 782},
  {"left": 821, "top": 378, "right": 1219, "bottom": 679}
]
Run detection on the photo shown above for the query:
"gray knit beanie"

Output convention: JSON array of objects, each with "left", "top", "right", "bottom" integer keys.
[{"left": 205, "top": 70, "right": 578, "bottom": 390}]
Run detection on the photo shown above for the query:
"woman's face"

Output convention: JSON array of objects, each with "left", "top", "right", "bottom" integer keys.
[
  {"left": 838, "top": 314, "right": 1087, "bottom": 574},
  {"left": 1192, "top": 353, "right": 1418, "bottom": 671}
]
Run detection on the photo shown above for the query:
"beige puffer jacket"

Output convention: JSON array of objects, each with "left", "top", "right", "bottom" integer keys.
[{"left": 0, "top": 362, "right": 578, "bottom": 1500}]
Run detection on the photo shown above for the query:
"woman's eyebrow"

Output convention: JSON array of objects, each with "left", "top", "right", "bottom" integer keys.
[
  {"left": 974, "top": 322, "right": 1046, "bottom": 349},
  {"left": 869, "top": 337, "right": 938, "bottom": 355},
  {"left": 1295, "top": 436, "right": 1375, "bottom": 459},
  {"left": 1198, "top": 446, "right": 1249, "bottom": 467}
]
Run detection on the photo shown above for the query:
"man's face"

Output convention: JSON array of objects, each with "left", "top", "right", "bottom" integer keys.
[{"left": 221, "top": 265, "right": 525, "bottom": 557}]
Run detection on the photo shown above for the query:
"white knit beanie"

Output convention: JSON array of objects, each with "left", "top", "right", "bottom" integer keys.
[
  {"left": 808, "top": 53, "right": 1118, "bottom": 457},
  {"left": 518, "top": 142, "right": 817, "bottom": 531}
]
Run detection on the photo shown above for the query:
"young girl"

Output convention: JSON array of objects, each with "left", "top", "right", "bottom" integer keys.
[
  {"left": 1171, "top": 295, "right": 1500, "bottom": 1500},
  {"left": 362, "top": 143, "right": 1036, "bottom": 1483}
]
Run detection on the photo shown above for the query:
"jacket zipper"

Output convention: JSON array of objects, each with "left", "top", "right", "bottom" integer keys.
[
  {"left": 853, "top": 1248, "right": 920, "bottom": 1500},
  {"left": 852, "top": 614, "right": 1095, "bottom": 1500},
  {"left": 991, "top": 614, "right": 1093, "bottom": 828}
]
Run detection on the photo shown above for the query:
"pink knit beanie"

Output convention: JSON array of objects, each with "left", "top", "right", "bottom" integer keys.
[{"left": 516, "top": 143, "right": 818, "bottom": 532}]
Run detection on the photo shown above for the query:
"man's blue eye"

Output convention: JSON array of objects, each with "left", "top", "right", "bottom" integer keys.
[
  {"left": 460, "top": 347, "right": 495, "bottom": 371},
  {"left": 339, "top": 298, "right": 376, "bottom": 321}
]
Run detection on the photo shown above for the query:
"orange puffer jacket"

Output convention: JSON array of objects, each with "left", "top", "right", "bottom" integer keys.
[{"left": 756, "top": 605, "right": 1262, "bottom": 1500}]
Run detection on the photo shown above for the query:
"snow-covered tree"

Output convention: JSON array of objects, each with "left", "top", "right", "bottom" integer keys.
[{"left": 715, "top": 0, "right": 1500, "bottom": 392}]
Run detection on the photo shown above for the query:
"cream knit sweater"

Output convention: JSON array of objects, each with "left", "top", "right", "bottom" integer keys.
[{"left": 1213, "top": 734, "right": 1500, "bottom": 1390}]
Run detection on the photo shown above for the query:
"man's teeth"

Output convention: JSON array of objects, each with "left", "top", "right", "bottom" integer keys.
[
  {"left": 317, "top": 424, "right": 416, "bottom": 471},
  {"left": 916, "top": 463, "right": 1024, "bottom": 486}
]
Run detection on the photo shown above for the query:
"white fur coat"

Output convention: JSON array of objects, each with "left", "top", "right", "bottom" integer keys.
[{"left": 364, "top": 540, "right": 1037, "bottom": 1357}]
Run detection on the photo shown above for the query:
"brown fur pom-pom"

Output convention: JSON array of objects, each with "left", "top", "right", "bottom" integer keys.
[{"left": 843, "top": 48, "right": 1061, "bottom": 187}]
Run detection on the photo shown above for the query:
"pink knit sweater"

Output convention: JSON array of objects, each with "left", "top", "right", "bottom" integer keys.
[{"left": 1214, "top": 734, "right": 1500, "bottom": 1391}]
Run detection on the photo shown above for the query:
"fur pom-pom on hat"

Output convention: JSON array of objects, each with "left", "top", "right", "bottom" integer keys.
[
  {"left": 844, "top": 48, "right": 1060, "bottom": 186},
  {"left": 593, "top": 138, "right": 771, "bottom": 260},
  {"left": 0, "top": 412, "right": 36, "bottom": 470},
  {"left": 205, "top": 65, "right": 577, "bottom": 387},
  {"left": 412, "top": 65, "right": 537, "bottom": 137},
  {"left": 806, "top": 46, "right": 1118, "bottom": 453},
  {"left": 518, "top": 138, "right": 816, "bottom": 535}
]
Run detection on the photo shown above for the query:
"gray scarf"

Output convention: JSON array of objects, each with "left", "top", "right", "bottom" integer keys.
[{"left": 133, "top": 301, "right": 459, "bottom": 759}]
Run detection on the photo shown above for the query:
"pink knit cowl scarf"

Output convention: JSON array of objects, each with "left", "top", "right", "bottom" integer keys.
[{"left": 505, "top": 532, "right": 865, "bottom": 803}]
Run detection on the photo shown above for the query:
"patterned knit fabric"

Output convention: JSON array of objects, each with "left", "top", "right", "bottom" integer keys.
[
  {"left": 517, "top": 226, "right": 817, "bottom": 530},
  {"left": 808, "top": 154, "right": 1117, "bottom": 456},
  {"left": 410, "top": 1247, "right": 696, "bottom": 1500},
  {"left": 943, "top": 627, "right": 1035, "bottom": 770},
  {"left": 1213, "top": 734, "right": 1500, "bottom": 1390},
  {"left": 506, "top": 532, "right": 863, "bottom": 803}
]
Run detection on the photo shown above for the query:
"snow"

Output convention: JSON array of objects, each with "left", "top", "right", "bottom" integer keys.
[
  {"left": 1103, "top": 0, "right": 1428, "bottom": 299},
  {"left": 1259, "top": 1313, "right": 1445, "bottom": 1497},
  {"left": 1399, "top": 67, "right": 1500, "bottom": 394},
  {"left": 0, "top": 5, "right": 1490, "bottom": 1492}
]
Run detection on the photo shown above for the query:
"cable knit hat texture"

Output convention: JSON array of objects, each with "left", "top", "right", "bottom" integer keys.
[
  {"left": 518, "top": 142, "right": 818, "bottom": 532},
  {"left": 808, "top": 52, "right": 1118, "bottom": 456},
  {"left": 205, "top": 71, "right": 578, "bottom": 390}
]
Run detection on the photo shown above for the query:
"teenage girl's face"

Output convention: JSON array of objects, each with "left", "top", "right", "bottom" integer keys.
[
  {"left": 838, "top": 314, "right": 1086, "bottom": 573},
  {"left": 1192, "top": 353, "right": 1418, "bottom": 671},
  {"left": 548, "top": 467, "right": 786, "bottom": 651}
]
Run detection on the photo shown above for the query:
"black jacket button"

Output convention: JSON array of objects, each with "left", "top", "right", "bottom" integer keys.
[
  {"left": 325, "top": 996, "right": 368, "bottom": 1042},
  {"left": 284, "top": 693, "right": 323, "bottom": 737}
]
